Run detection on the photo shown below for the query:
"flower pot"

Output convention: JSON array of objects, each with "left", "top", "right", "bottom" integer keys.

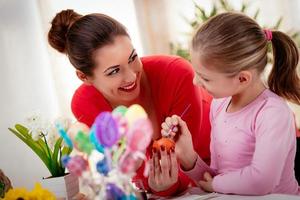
[{"left": 41, "top": 173, "right": 79, "bottom": 199}]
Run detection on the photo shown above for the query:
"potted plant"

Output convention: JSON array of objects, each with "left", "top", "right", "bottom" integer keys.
[{"left": 8, "top": 112, "right": 78, "bottom": 199}]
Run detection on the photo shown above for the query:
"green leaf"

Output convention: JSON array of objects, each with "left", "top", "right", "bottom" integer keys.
[
  {"left": 52, "top": 137, "right": 63, "bottom": 175},
  {"left": 15, "top": 124, "right": 31, "bottom": 139},
  {"left": 62, "top": 146, "right": 72, "bottom": 156},
  {"left": 240, "top": 3, "right": 247, "bottom": 13},
  {"left": 291, "top": 32, "right": 299, "bottom": 39},
  {"left": 36, "top": 138, "right": 49, "bottom": 155},
  {"left": 210, "top": 4, "right": 217, "bottom": 17},
  {"left": 253, "top": 9, "right": 260, "bottom": 20},
  {"left": 8, "top": 127, "right": 54, "bottom": 175},
  {"left": 53, "top": 137, "right": 63, "bottom": 163},
  {"left": 274, "top": 17, "right": 283, "bottom": 29},
  {"left": 195, "top": 3, "right": 208, "bottom": 21},
  {"left": 219, "top": 0, "right": 231, "bottom": 11},
  {"left": 190, "top": 20, "right": 199, "bottom": 28}
]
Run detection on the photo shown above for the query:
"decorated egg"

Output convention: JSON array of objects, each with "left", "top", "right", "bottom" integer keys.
[
  {"left": 64, "top": 155, "right": 88, "bottom": 176},
  {"left": 94, "top": 112, "right": 119, "bottom": 148},
  {"left": 119, "top": 152, "right": 137, "bottom": 174},
  {"left": 125, "top": 104, "right": 147, "bottom": 128},
  {"left": 127, "top": 118, "right": 153, "bottom": 152},
  {"left": 112, "top": 105, "right": 127, "bottom": 117},
  {"left": 152, "top": 137, "right": 175, "bottom": 152},
  {"left": 67, "top": 122, "right": 90, "bottom": 141}
]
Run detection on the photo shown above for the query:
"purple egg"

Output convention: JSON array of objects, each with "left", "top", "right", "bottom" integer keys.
[
  {"left": 94, "top": 112, "right": 119, "bottom": 148},
  {"left": 106, "top": 183, "right": 125, "bottom": 200}
]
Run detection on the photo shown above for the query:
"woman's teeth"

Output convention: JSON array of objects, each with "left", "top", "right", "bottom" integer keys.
[{"left": 121, "top": 82, "right": 135, "bottom": 90}]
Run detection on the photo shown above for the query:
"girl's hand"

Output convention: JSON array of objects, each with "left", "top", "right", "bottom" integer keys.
[
  {"left": 198, "top": 172, "right": 214, "bottom": 192},
  {"left": 148, "top": 147, "right": 178, "bottom": 192},
  {"left": 161, "top": 115, "right": 197, "bottom": 170}
]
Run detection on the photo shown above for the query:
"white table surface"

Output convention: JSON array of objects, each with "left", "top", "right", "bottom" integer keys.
[{"left": 148, "top": 187, "right": 300, "bottom": 200}]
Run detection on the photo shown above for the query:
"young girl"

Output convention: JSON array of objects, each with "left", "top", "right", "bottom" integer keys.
[{"left": 162, "top": 12, "right": 300, "bottom": 195}]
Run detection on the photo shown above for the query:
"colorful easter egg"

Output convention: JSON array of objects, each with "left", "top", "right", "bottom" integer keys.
[
  {"left": 125, "top": 104, "right": 147, "bottom": 128},
  {"left": 152, "top": 137, "right": 175, "bottom": 152},
  {"left": 75, "top": 131, "right": 95, "bottom": 155},
  {"left": 94, "top": 112, "right": 119, "bottom": 148},
  {"left": 127, "top": 118, "right": 153, "bottom": 152},
  {"left": 106, "top": 183, "right": 125, "bottom": 200},
  {"left": 112, "top": 105, "right": 127, "bottom": 117},
  {"left": 96, "top": 157, "right": 110, "bottom": 176},
  {"left": 67, "top": 122, "right": 90, "bottom": 141},
  {"left": 119, "top": 152, "right": 136, "bottom": 174},
  {"left": 64, "top": 155, "right": 88, "bottom": 176}
]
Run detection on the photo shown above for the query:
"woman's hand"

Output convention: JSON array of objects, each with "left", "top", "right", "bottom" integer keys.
[
  {"left": 148, "top": 147, "right": 178, "bottom": 192},
  {"left": 161, "top": 115, "right": 198, "bottom": 170},
  {"left": 198, "top": 172, "right": 215, "bottom": 192}
]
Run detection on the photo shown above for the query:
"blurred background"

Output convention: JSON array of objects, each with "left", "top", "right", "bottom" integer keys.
[{"left": 1, "top": 0, "right": 300, "bottom": 189}]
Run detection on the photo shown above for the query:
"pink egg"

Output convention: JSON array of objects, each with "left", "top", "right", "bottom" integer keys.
[{"left": 127, "top": 118, "right": 153, "bottom": 152}]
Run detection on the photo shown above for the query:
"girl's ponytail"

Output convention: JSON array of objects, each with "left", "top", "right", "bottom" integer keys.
[{"left": 268, "top": 31, "right": 300, "bottom": 104}]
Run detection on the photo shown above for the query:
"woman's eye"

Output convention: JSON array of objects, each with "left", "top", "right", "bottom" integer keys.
[
  {"left": 129, "top": 54, "right": 137, "bottom": 63},
  {"left": 108, "top": 68, "right": 120, "bottom": 76}
]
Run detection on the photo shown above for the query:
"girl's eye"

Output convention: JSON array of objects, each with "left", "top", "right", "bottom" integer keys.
[
  {"left": 107, "top": 68, "right": 120, "bottom": 76},
  {"left": 199, "top": 75, "right": 209, "bottom": 82}
]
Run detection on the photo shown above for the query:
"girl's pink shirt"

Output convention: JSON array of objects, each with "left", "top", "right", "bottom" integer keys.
[{"left": 184, "top": 89, "right": 300, "bottom": 195}]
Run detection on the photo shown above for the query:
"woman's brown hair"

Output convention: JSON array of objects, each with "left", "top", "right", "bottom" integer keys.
[
  {"left": 48, "top": 9, "right": 129, "bottom": 76},
  {"left": 192, "top": 12, "right": 300, "bottom": 104}
]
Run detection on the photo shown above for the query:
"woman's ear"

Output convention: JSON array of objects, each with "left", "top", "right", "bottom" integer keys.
[{"left": 76, "top": 70, "right": 92, "bottom": 85}]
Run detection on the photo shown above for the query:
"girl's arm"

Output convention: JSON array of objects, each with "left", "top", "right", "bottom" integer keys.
[{"left": 162, "top": 115, "right": 218, "bottom": 181}]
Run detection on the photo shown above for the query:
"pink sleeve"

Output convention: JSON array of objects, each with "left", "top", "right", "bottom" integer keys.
[
  {"left": 182, "top": 155, "right": 217, "bottom": 181},
  {"left": 181, "top": 99, "right": 220, "bottom": 182},
  {"left": 212, "top": 103, "right": 296, "bottom": 195},
  {"left": 209, "top": 100, "right": 218, "bottom": 171}
]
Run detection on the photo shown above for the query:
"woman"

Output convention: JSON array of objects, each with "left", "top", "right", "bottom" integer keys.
[{"left": 48, "top": 9, "right": 211, "bottom": 196}]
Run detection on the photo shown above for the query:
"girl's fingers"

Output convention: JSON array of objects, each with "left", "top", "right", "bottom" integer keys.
[
  {"left": 170, "top": 131, "right": 176, "bottom": 137},
  {"left": 161, "top": 122, "right": 169, "bottom": 130},
  {"left": 172, "top": 126, "right": 178, "bottom": 133},
  {"left": 165, "top": 117, "right": 173, "bottom": 128},
  {"left": 203, "top": 172, "right": 212, "bottom": 181},
  {"left": 171, "top": 115, "right": 179, "bottom": 126},
  {"left": 198, "top": 180, "right": 206, "bottom": 188},
  {"left": 177, "top": 117, "right": 189, "bottom": 134},
  {"left": 161, "top": 129, "right": 169, "bottom": 137}
]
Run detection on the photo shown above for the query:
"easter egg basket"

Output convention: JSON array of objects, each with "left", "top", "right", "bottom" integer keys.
[{"left": 57, "top": 104, "right": 153, "bottom": 199}]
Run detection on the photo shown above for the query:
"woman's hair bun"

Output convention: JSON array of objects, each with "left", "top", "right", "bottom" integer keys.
[{"left": 48, "top": 9, "right": 82, "bottom": 53}]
